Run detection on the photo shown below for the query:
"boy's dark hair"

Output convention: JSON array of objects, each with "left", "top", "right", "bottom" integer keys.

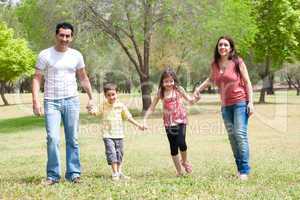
[
  {"left": 56, "top": 22, "right": 74, "bottom": 35},
  {"left": 103, "top": 83, "right": 117, "bottom": 94}
]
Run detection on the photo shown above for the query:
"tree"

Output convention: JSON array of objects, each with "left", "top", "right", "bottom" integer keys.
[
  {"left": 79, "top": 0, "right": 258, "bottom": 111},
  {"left": 251, "top": 0, "right": 300, "bottom": 103},
  {"left": 16, "top": 0, "right": 73, "bottom": 51},
  {"left": 79, "top": 0, "right": 190, "bottom": 111},
  {"left": 0, "top": 21, "right": 35, "bottom": 105},
  {"left": 283, "top": 63, "right": 300, "bottom": 95}
]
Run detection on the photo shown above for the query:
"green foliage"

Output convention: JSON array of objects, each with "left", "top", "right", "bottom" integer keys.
[
  {"left": 15, "top": 0, "right": 73, "bottom": 51},
  {"left": 0, "top": 116, "right": 44, "bottom": 134},
  {"left": 153, "top": 0, "right": 257, "bottom": 87},
  {"left": 0, "top": 21, "right": 35, "bottom": 82},
  {"left": 252, "top": 0, "right": 300, "bottom": 69}
]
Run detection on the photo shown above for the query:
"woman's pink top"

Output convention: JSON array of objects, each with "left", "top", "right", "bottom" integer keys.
[
  {"left": 161, "top": 88, "right": 187, "bottom": 127},
  {"left": 211, "top": 57, "right": 248, "bottom": 106}
]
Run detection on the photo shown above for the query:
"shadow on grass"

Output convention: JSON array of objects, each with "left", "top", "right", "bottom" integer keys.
[
  {"left": 0, "top": 102, "right": 32, "bottom": 107},
  {"left": 20, "top": 176, "right": 44, "bottom": 185},
  {"left": 0, "top": 116, "right": 45, "bottom": 134}
]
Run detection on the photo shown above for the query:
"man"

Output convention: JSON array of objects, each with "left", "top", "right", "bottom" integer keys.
[{"left": 32, "top": 22, "right": 94, "bottom": 185}]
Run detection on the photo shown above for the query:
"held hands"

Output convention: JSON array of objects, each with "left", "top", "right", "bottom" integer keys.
[
  {"left": 194, "top": 93, "right": 201, "bottom": 102},
  {"left": 142, "top": 119, "right": 149, "bottom": 131},
  {"left": 137, "top": 123, "right": 147, "bottom": 131},
  {"left": 86, "top": 99, "right": 97, "bottom": 115},
  {"left": 192, "top": 91, "right": 201, "bottom": 104}
]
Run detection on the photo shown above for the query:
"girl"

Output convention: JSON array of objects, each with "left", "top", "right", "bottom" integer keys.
[
  {"left": 194, "top": 36, "right": 254, "bottom": 180},
  {"left": 144, "top": 67, "right": 198, "bottom": 176}
]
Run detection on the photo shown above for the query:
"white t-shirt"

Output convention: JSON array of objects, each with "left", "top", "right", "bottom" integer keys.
[{"left": 36, "top": 47, "right": 85, "bottom": 100}]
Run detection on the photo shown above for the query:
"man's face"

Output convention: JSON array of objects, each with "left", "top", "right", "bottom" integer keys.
[{"left": 55, "top": 28, "right": 73, "bottom": 49}]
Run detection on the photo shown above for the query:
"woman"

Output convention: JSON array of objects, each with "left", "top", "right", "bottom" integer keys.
[{"left": 194, "top": 36, "right": 254, "bottom": 180}]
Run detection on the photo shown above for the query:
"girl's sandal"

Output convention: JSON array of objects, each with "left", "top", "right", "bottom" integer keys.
[{"left": 181, "top": 161, "right": 193, "bottom": 173}]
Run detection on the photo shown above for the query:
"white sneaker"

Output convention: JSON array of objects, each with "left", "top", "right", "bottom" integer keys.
[
  {"left": 119, "top": 173, "right": 130, "bottom": 180},
  {"left": 112, "top": 173, "right": 119, "bottom": 181},
  {"left": 239, "top": 174, "right": 248, "bottom": 181}
]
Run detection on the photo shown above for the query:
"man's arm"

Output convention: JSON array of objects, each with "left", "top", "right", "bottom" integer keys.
[
  {"left": 76, "top": 68, "right": 95, "bottom": 112},
  {"left": 32, "top": 69, "right": 43, "bottom": 116}
]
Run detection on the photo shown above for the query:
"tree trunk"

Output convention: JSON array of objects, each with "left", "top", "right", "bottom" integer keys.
[
  {"left": 297, "top": 80, "right": 300, "bottom": 96},
  {"left": 140, "top": 76, "right": 152, "bottom": 112},
  {"left": 266, "top": 73, "right": 275, "bottom": 95},
  {"left": 140, "top": 0, "right": 152, "bottom": 112},
  {"left": 259, "top": 77, "right": 269, "bottom": 103},
  {"left": 259, "top": 56, "right": 270, "bottom": 103},
  {"left": 286, "top": 77, "right": 292, "bottom": 89},
  {"left": 259, "top": 88, "right": 266, "bottom": 103},
  {"left": 0, "top": 82, "right": 9, "bottom": 105}
]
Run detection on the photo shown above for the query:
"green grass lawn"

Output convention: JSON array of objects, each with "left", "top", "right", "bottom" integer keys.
[{"left": 0, "top": 92, "right": 300, "bottom": 199}]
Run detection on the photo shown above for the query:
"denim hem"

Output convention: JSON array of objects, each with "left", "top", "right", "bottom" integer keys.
[
  {"left": 47, "top": 177, "right": 60, "bottom": 182},
  {"left": 238, "top": 170, "right": 250, "bottom": 175},
  {"left": 65, "top": 174, "right": 81, "bottom": 182}
]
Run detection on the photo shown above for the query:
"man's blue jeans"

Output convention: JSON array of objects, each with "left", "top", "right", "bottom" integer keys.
[
  {"left": 221, "top": 101, "right": 250, "bottom": 175},
  {"left": 44, "top": 96, "right": 81, "bottom": 181}
]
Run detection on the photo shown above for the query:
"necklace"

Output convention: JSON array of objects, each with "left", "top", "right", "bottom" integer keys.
[{"left": 219, "top": 60, "right": 229, "bottom": 73}]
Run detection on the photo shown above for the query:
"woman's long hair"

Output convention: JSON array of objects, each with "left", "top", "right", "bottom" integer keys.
[
  {"left": 158, "top": 67, "right": 179, "bottom": 98},
  {"left": 213, "top": 36, "right": 239, "bottom": 68}
]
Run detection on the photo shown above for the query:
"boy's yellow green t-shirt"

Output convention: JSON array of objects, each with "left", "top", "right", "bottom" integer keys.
[{"left": 98, "top": 101, "right": 133, "bottom": 138}]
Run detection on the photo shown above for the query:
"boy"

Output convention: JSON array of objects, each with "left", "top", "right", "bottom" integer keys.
[{"left": 90, "top": 83, "right": 145, "bottom": 181}]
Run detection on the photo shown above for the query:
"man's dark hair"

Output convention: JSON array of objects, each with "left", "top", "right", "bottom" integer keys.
[
  {"left": 56, "top": 22, "right": 74, "bottom": 35},
  {"left": 103, "top": 83, "right": 117, "bottom": 94}
]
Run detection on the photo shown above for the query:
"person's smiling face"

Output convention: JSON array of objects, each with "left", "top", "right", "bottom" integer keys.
[
  {"left": 105, "top": 89, "right": 117, "bottom": 104},
  {"left": 55, "top": 28, "right": 73, "bottom": 51},
  {"left": 218, "top": 38, "right": 231, "bottom": 57},
  {"left": 163, "top": 75, "right": 175, "bottom": 90}
]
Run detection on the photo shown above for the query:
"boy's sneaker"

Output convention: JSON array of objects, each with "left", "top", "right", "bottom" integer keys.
[
  {"left": 112, "top": 173, "right": 119, "bottom": 181},
  {"left": 238, "top": 174, "right": 248, "bottom": 181},
  {"left": 119, "top": 173, "right": 130, "bottom": 180}
]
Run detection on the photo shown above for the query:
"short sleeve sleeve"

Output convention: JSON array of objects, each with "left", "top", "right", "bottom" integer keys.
[
  {"left": 121, "top": 104, "right": 133, "bottom": 120},
  {"left": 36, "top": 51, "right": 47, "bottom": 70},
  {"left": 76, "top": 52, "right": 85, "bottom": 70},
  {"left": 238, "top": 57, "right": 245, "bottom": 66}
]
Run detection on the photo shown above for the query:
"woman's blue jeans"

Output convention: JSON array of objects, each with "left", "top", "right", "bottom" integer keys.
[
  {"left": 44, "top": 96, "right": 81, "bottom": 181},
  {"left": 221, "top": 101, "right": 250, "bottom": 175}
]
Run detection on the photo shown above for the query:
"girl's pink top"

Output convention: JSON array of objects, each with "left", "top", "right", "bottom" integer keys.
[
  {"left": 211, "top": 57, "right": 248, "bottom": 106},
  {"left": 161, "top": 88, "right": 187, "bottom": 127}
]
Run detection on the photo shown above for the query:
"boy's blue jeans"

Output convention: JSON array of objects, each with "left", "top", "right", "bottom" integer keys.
[
  {"left": 221, "top": 101, "right": 250, "bottom": 175},
  {"left": 44, "top": 96, "right": 81, "bottom": 181}
]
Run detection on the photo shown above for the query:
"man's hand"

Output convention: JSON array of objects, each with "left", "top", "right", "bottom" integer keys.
[
  {"left": 33, "top": 101, "right": 43, "bottom": 116},
  {"left": 86, "top": 99, "right": 97, "bottom": 114}
]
